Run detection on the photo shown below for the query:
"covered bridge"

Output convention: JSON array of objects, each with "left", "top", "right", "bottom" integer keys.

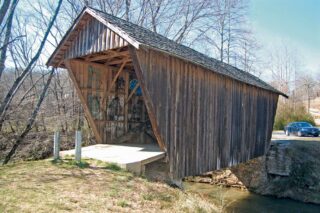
[{"left": 47, "top": 7, "right": 286, "bottom": 179}]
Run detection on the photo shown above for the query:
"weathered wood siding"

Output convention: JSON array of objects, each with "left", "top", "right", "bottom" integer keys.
[
  {"left": 134, "top": 48, "right": 279, "bottom": 179},
  {"left": 67, "top": 60, "right": 131, "bottom": 143},
  {"left": 64, "top": 17, "right": 128, "bottom": 59}
]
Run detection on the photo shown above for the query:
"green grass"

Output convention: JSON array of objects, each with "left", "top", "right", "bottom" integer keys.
[
  {"left": 105, "top": 163, "right": 122, "bottom": 171},
  {"left": 51, "top": 157, "right": 125, "bottom": 171},
  {"left": 0, "top": 158, "right": 218, "bottom": 212},
  {"left": 143, "top": 193, "right": 155, "bottom": 201},
  {"left": 51, "top": 158, "right": 90, "bottom": 168},
  {"left": 117, "top": 200, "right": 130, "bottom": 207}
]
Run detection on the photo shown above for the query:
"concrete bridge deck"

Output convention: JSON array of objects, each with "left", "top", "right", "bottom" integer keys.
[{"left": 60, "top": 143, "right": 165, "bottom": 175}]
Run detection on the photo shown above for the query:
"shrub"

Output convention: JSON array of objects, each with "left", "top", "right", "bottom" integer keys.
[{"left": 274, "top": 102, "right": 315, "bottom": 130}]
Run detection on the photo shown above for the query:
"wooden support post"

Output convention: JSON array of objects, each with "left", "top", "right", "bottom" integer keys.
[
  {"left": 101, "top": 66, "right": 108, "bottom": 142},
  {"left": 75, "top": 130, "right": 82, "bottom": 162},
  {"left": 53, "top": 131, "right": 60, "bottom": 160},
  {"left": 124, "top": 72, "right": 129, "bottom": 133},
  {"left": 141, "top": 103, "right": 146, "bottom": 143}
]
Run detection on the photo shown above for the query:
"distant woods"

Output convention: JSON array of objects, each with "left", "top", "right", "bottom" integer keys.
[
  {"left": 0, "top": 0, "right": 64, "bottom": 164},
  {"left": 269, "top": 43, "right": 320, "bottom": 129}
]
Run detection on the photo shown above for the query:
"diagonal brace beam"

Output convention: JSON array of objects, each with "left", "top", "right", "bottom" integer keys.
[
  {"left": 125, "top": 82, "right": 140, "bottom": 104},
  {"left": 103, "top": 58, "right": 130, "bottom": 123},
  {"left": 106, "top": 57, "right": 129, "bottom": 97}
]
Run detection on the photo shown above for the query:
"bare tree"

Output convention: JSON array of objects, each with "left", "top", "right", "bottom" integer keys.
[
  {"left": 295, "top": 74, "right": 317, "bottom": 113},
  {"left": 2, "top": 68, "right": 55, "bottom": 164},
  {"left": 268, "top": 43, "right": 298, "bottom": 95},
  {"left": 172, "top": 0, "right": 211, "bottom": 43},
  {"left": 197, "top": 0, "right": 250, "bottom": 64},
  {"left": 237, "top": 31, "right": 260, "bottom": 75},
  {"left": 0, "top": 0, "right": 63, "bottom": 131}
]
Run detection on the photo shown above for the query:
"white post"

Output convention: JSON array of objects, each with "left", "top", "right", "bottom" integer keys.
[
  {"left": 53, "top": 131, "right": 60, "bottom": 160},
  {"left": 75, "top": 130, "right": 82, "bottom": 162}
]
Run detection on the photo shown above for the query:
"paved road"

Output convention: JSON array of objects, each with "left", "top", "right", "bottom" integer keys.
[{"left": 272, "top": 130, "right": 320, "bottom": 141}]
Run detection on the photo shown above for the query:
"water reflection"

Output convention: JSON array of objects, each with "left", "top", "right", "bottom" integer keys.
[{"left": 184, "top": 182, "right": 320, "bottom": 213}]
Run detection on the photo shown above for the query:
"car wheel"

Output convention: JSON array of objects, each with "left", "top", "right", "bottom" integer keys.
[
  {"left": 298, "top": 131, "right": 303, "bottom": 137},
  {"left": 285, "top": 130, "right": 290, "bottom": 136}
]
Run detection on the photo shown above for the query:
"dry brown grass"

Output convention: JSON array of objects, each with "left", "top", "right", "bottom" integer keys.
[{"left": 0, "top": 158, "right": 218, "bottom": 213}]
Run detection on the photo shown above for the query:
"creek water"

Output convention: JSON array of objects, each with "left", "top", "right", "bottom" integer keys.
[{"left": 184, "top": 182, "right": 320, "bottom": 213}]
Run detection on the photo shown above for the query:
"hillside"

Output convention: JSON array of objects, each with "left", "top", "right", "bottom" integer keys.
[
  {"left": 0, "top": 158, "right": 217, "bottom": 213},
  {"left": 304, "top": 97, "right": 320, "bottom": 125}
]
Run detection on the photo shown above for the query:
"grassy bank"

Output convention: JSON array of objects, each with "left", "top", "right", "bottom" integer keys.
[{"left": 0, "top": 158, "right": 217, "bottom": 212}]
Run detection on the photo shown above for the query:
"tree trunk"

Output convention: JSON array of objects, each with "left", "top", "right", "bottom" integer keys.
[
  {"left": 2, "top": 68, "right": 55, "bottom": 165},
  {"left": 0, "top": 0, "right": 63, "bottom": 131},
  {"left": 125, "top": 0, "right": 131, "bottom": 21},
  {"left": 220, "top": 31, "right": 224, "bottom": 62},
  {"left": 0, "top": 0, "right": 18, "bottom": 80},
  {"left": 0, "top": 0, "right": 11, "bottom": 26}
]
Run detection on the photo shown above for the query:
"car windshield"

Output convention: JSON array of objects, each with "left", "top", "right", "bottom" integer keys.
[{"left": 296, "top": 122, "right": 313, "bottom": 128}]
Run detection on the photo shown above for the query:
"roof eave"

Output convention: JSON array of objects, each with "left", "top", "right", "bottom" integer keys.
[
  {"left": 46, "top": 7, "right": 140, "bottom": 68},
  {"left": 140, "top": 44, "right": 288, "bottom": 98},
  {"left": 280, "top": 93, "right": 289, "bottom": 99}
]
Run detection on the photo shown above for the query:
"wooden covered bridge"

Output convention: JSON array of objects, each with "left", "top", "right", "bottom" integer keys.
[{"left": 47, "top": 7, "right": 286, "bottom": 179}]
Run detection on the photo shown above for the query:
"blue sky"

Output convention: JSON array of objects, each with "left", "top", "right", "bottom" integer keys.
[{"left": 249, "top": 0, "right": 320, "bottom": 74}]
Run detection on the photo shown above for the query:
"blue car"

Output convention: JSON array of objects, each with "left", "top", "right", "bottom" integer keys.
[{"left": 284, "top": 122, "right": 319, "bottom": 137}]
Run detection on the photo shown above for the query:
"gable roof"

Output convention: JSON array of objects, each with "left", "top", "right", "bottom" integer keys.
[{"left": 47, "top": 6, "right": 287, "bottom": 97}]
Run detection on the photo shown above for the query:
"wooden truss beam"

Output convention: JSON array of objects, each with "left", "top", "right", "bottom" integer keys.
[
  {"left": 107, "top": 58, "right": 132, "bottom": 66},
  {"left": 88, "top": 50, "right": 129, "bottom": 62},
  {"left": 71, "top": 58, "right": 132, "bottom": 73}
]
